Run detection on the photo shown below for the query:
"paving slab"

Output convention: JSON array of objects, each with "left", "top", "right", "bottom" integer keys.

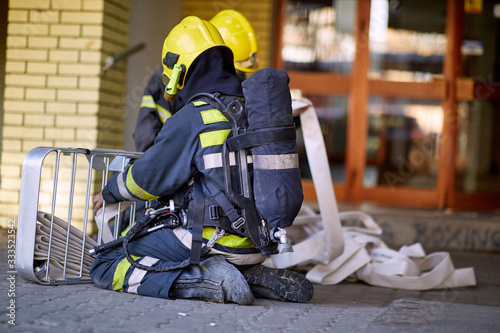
[{"left": 1, "top": 231, "right": 499, "bottom": 333}]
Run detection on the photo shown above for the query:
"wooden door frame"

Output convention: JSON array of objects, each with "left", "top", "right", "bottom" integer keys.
[
  {"left": 345, "top": 0, "right": 371, "bottom": 203},
  {"left": 438, "top": 0, "right": 464, "bottom": 209}
]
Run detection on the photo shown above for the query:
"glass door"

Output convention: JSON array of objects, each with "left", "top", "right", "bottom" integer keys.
[
  {"left": 361, "top": 0, "right": 449, "bottom": 207},
  {"left": 448, "top": 0, "right": 500, "bottom": 209}
]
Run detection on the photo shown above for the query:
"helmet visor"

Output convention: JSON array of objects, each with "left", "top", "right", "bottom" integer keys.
[{"left": 234, "top": 53, "right": 259, "bottom": 73}]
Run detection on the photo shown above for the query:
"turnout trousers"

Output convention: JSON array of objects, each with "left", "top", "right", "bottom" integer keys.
[{"left": 90, "top": 228, "right": 190, "bottom": 299}]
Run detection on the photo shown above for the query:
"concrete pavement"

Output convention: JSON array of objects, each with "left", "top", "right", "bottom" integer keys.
[{"left": 1, "top": 230, "right": 499, "bottom": 333}]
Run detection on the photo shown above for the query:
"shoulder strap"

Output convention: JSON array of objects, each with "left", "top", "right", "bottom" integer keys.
[{"left": 186, "top": 92, "right": 246, "bottom": 132}]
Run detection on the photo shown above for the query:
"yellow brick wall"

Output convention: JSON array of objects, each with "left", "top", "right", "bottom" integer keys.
[
  {"left": 0, "top": 0, "right": 131, "bottom": 228},
  {"left": 183, "top": 0, "right": 275, "bottom": 70}
]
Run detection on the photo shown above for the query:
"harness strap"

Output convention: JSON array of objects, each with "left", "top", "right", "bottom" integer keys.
[
  {"left": 226, "top": 127, "right": 297, "bottom": 151},
  {"left": 189, "top": 175, "right": 205, "bottom": 264},
  {"left": 204, "top": 178, "right": 244, "bottom": 227}
]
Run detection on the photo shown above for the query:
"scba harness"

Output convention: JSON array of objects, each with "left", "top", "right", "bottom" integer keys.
[{"left": 91, "top": 69, "right": 303, "bottom": 271}]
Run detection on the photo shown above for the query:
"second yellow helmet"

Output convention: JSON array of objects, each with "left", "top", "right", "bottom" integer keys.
[{"left": 210, "top": 10, "right": 259, "bottom": 73}]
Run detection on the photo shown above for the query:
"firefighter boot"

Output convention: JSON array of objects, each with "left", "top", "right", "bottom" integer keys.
[
  {"left": 241, "top": 265, "right": 314, "bottom": 303},
  {"left": 170, "top": 255, "right": 254, "bottom": 305}
]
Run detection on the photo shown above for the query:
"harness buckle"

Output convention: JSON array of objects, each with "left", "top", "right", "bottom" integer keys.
[
  {"left": 208, "top": 205, "right": 219, "bottom": 220},
  {"left": 231, "top": 216, "right": 246, "bottom": 230}
]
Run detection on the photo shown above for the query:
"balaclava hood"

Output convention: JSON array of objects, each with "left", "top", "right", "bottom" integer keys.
[{"left": 174, "top": 46, "right": 243, "bottom": 110}]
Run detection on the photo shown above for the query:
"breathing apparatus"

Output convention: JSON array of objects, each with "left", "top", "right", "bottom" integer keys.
[{"left": 184, "top": 68, "right": 302, "bottom": 263}]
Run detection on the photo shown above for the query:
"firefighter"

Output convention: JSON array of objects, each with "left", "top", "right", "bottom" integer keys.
[
  {"left": 90, "top": 16, "right": 313, "bottom": 304},
  {"left": 133, "top": 9, "right": 260, "bottom": 152}
]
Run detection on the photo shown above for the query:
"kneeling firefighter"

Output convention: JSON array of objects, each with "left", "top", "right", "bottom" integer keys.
[{"left": 90, "top": 16, "right": 313, "bottom": 304}]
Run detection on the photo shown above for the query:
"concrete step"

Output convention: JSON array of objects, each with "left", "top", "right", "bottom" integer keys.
[{"left": 306, "top": 202, "right": 500, "bottom": 253}]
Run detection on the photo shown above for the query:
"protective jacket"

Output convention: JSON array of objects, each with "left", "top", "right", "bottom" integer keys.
[{"left": 104, "top": 46, "right": 255, "bottom": 247}]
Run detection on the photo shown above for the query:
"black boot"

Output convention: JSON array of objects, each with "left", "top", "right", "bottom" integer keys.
[
  {"left": 170, "top": 255, "right": 254, "bottom": 305},
  {"left": 241, "top": 265, "right": 314, "bottom": 303}
]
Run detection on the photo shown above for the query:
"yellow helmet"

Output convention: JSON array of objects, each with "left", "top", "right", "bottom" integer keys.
[
  {"left": 161, "top": 16, "right": 227, "bottom": 100},
  {"left": 209, "top": 9, "right": 259, "bottom": 73}
]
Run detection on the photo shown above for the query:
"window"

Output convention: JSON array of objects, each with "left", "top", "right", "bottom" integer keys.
[{"left": 282, "top": 0, "right": 357, "bottom": 74}]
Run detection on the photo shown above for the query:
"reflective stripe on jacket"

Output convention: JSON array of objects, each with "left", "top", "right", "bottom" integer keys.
[{"left": 104, "top": 99, "right": 231, "bottom": 202}]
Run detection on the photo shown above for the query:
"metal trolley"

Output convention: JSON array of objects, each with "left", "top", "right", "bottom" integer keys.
[{"left": 16, "top": 147, "right": 144, "bottom": 285}]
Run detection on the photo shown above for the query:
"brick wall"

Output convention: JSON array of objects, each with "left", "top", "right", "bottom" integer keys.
[
  {"left": 0, "top": 0, "right": 7, "bottom": 171},
  {"left": 183, "top": 0, "right": 275, "bottom": 70},
  {"left": 0, "top": 0, "right": 131, "bottom": 228}
]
